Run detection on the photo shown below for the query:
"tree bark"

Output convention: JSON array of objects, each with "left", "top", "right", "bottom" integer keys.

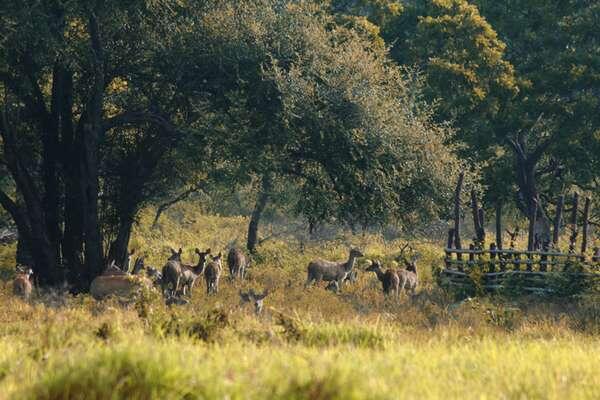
[
  {"left": 247, "top": 174, "right": 272, "bottom": 254},
  {"left": 553, "top": 195, "right": 564, "bottom": 246},
  {"left": 495, "top": 201, "right": 503, "bottom": 250},
  {"left": 581, "top": 197, "right": 591, "bottom": 255}
]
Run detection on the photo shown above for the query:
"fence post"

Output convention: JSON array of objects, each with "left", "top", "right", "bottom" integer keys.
[
  {"left": 446, "top": 229, "right": 454, "bottom": 269},
  {"left": 553, "top": 195, "right": 564, "bottom": 247},
  {"left": 495, "top": 202, "right": 503, "bottom": 250},
  {"left": 581, "top": 197, "right": 591, "bottom": 256},
  {"left": 453, "top": 173, "right": 464, "bottom": 259},
  {"left": 489, "top": 242, "right": 496, "bottom": 272}
]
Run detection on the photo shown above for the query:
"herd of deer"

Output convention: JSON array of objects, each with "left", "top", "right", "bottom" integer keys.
[{"left": 11, "top": 244, "right": 419, "bottom": 312}]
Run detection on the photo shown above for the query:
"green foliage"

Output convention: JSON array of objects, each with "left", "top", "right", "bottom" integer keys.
[{"left": 177, "top": 0, "right": 465, "bottom": 230}]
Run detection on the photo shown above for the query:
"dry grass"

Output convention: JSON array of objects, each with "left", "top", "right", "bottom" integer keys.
[{"left": 0, "top": 203, "right": 599, "bottom": 399}]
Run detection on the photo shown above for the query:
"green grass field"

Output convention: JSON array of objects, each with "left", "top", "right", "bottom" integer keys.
[{"left": 1, "top": 204, "right": 600, "bottom": 399}]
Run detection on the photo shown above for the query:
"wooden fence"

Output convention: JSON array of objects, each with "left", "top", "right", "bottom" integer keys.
[{"left": 439, "top": 173, "right": 600, "bottom": 294}]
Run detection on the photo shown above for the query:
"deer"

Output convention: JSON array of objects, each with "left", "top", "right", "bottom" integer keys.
[
  {"left": 366, "top": 260, "right": 399, "bottom": 297},
  {"left": 204, "top": 252, "right": 223, "bottom": 295},
  {"left": 179, "top": 248, "right": 211, "bottom": 296},
  {"left": 161, "top": 247, "right": 184, "bottom": 297},
  {"left": 396, "top": 243, "right": 419, "bottom": 296},
  {"left": 239, "top": 288, "right": 269, "bottom": 315},
  {"left": 227, "top": 247, "right": 249, "bottom": 280},
  {"left": 126, "top": 249, "right": 137, "bottom": 273},
  {"left": 13, "top": 266, "right": 33, "bottom": 300},
  {"left": 90, "top": 259, "right": 152, "bottom": 300},
  {"left": 305, "top": 248, "right": 364, "bottom": 293},
  {"left": 132, "top": 255, "right": 146, "bottom": 275}
]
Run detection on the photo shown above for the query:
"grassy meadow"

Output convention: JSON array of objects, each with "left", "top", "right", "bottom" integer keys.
[{"left": 1, "top": 203, "right": 600, "bottom": 399}]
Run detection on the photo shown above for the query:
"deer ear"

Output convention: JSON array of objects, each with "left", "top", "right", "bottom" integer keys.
[
  {"left": 178, "top": 248, "right": 183, "bottom": 254},
  {"left": 129, "top": 249, "right": 135, "bottom": 255},
  {"left": 170, "top": 248, "right": 177, "bottom": 256},
  {"left": 206, "top": 248, "right": 211, "bottom": 254}
]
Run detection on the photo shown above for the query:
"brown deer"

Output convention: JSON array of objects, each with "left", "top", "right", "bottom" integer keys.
[
  {"left": 90, "top": 260, "right": 152, "bottom": 300},
  {"left": 396, "top": 244, "right": 419, "bottom": 296},
  {"left": 227, "top": 247, "right": 249, "bottom": 280},
  {"left": 13, "top": 266, "right": 33, "bottom": 300},
  {"left": 366, "top": 260, "right": 399, "bottom": 297},
  {"left": 161, "top": 247, "right": 184, "bottom": 296},
  {"left": 204, "top": 252, "right": 223, "bottom": 295},
  {"left": 179, "top": 248, "right": 211, "bottom": 296},
  {"left": 305, "top": 248, "right": 364, "bottom": 292},
  {"left": 239, "top": 288, "right": 269, "bottom": 314}
]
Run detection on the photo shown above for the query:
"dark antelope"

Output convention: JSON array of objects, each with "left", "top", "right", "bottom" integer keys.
[
  {"left": 161, "top": 247, "right": 184, "bottom": 296},
  {"left": 366, "top": 260, "right": 399, "bottom": 297}
]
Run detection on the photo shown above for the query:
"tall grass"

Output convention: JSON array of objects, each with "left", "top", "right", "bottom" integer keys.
[{"left": 0, "top": 202, "right": 599, "bottom": 399}]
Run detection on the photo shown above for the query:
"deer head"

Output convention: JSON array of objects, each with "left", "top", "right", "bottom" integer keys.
[
  {"left": 397, "top": 243, "right": 419, "bottom": 270},
  {"left": 168, "top": 247, "right": 183, "bottom": 262}
]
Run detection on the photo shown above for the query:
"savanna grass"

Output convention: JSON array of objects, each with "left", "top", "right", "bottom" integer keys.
[{"left": 1, "top": 203, "right": 600, "bottom": 399}]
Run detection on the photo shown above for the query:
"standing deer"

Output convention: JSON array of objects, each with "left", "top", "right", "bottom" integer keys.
[
  {"left": 161, "top": 247, "right": 184, "bottom": 296},
  {"left": 396, "top": 244, "right": 419, "bottom": 295},
  {"left": 366, "top": 260, "right": 399, "bottom": 297},
  {"left": 227, "top": 247, "right": 249, "bottom": 280},
  {"left": 305, "top": 248, "right": 364, "bottom": 292},
  {"left": 179, "top": 248, "right": 211, "bottom": 296},
  {"left": 239, "top": 288, "right": 269, "bottom": 315},
  {"left": 204, "top": 252, "right": 223, "bottom": 295},
  {"left": 13, "top": 266, "right": 33, "bottom": 300}
]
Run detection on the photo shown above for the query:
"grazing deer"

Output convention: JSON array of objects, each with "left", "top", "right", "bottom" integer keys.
[
  {"left": 161, "top": 248, "right": 184, "bottom": 296},
  {"left": 239, "top": 288, "right": 269, "bottom": 315},
  {"left": 204, "top": 252, "right": 223, "bottom": 295},
  {"left": 13, "top": 266, "right": 33, "bottom": 300},
  {"left": 179, "top": 248, "right": 211, "bottom": 296},
  {"left": 305, "top": 248, "right": 364, "bottom": 292},
  {"left": 227, "top": 247, "right": 249, "bottom": 280},
  {"left": 396, "top": 244, "right": 419, "bottom": 295},
  {"left": 90, "top": 260, "right": 152, "bottom": 300},
  {"left": 366, "top": 260, "right": 399, "bottom": 297},
  {"left": 165, "top": 294, "right": 189, "bottom": 306}
]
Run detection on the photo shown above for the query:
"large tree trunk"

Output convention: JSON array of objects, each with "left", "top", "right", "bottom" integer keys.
[{"left": 247, "top": 174, "right": 272, "bottom": 254}]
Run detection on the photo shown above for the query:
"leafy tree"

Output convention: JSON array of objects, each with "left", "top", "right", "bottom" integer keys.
[
  {"left": 181, "top": 0, "right": 465, "bottom": 252},
  {"left": 0, "top": 1, "right": 206, "bottom": 287},
  {"left": 379, "top": 0, "right": 599, "bottom": 244}
]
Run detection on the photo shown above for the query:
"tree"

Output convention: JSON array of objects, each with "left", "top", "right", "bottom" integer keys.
[
  {"left": 379, "top": 0, "right": 600, "bottom": 244},
  {"left": 0, "top": 1, "right": 206, "bottom": 287},
  {"left": 181, "top": 0, "right": 466, "bottom": 252}
]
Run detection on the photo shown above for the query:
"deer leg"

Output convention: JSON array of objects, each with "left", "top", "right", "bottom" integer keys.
[{"left": 336, "top": 279, "right": 343, "bottom": 293}]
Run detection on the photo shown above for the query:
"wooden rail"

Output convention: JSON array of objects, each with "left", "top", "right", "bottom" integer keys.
[{"left": 440, "top": 177, "right": 599, "bottom": 294}]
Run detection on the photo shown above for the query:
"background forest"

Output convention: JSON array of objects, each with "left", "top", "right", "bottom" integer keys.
[{"left": 1, "top": 1, "right": 600, "bottom": 399}]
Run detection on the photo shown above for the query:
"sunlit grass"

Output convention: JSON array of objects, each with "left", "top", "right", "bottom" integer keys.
[{"left": 0, "top": 203, "right": 599, "bottom": 399}]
